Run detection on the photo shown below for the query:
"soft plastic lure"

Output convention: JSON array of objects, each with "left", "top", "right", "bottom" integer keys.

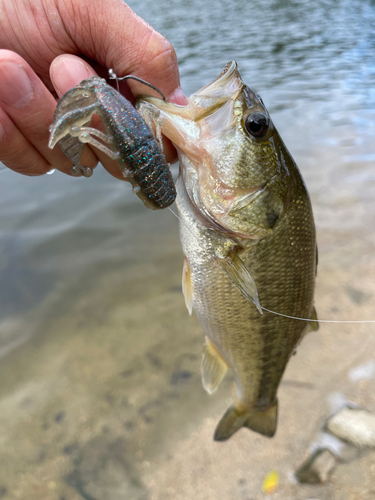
[{"left": 48, "top": 76, "right": 176, "bottom": 210}]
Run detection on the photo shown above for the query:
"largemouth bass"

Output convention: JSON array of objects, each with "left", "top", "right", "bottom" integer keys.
[{"left": 137, "top": 61, "right": 318, "bottom": 441}]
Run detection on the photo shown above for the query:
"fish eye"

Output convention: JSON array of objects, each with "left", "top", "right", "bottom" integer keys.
[{"left": 244, "top": 112, "right": 269, "bottom": 138}]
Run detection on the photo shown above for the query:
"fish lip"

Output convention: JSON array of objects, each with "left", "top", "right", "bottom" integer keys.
[
  {"left": 187, "top": 61, "right": 245, "bottom": 121},
  {"left": 196, "top": 60, "right": 240, "bottom": 93}
]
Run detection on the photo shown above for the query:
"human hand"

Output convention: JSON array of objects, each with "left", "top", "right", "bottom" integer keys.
[{"left": 0, "top": 0, "right": 187, "bottom": 178}]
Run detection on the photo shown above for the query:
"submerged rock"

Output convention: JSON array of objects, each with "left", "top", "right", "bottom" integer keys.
[
  {"left": 295, "top": 448, "right": 337, "bottom": 484},
  {"left": 326, "top": 407, "right": 375, "bottom": 448}
]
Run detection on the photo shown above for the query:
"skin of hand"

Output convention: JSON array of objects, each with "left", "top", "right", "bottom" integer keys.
[{"left": 0, "top": 0, "right": 187, "bottom": 178}]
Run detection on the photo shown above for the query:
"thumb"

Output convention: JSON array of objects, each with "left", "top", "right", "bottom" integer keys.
[{"left": 57, "top": 0, "right": 188, "bottom": 104}]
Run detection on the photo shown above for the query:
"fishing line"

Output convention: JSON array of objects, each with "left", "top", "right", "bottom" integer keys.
[
  {"left": 167, "top": 207, "right": 375, "bottom": 325},
  {"left": 260, "top": 307, "right": 375, "bottom": 324}
]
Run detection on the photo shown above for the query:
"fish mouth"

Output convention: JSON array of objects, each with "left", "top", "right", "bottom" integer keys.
[
  {"left": 138, "top": 61, "right": 273, "bottom": 240},
  {"left": 188, "top": 61, "right": 245, "bottom": 121},
  {"left": 196, "top": 60, "right": 240, "bottom": 95}
]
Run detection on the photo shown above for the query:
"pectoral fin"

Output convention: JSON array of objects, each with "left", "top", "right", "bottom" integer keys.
[
  {"left": 215, "top": 249, "right": 262, "bottom": 314},
  {"left": 201, "top": 337, "right": 228, "bottom": 394},
  {"left": 182, "top": 256, "right": 193, "bottom": 315},
  {"left": 307, "top": 306, "right": 319, "bottom": 332}
]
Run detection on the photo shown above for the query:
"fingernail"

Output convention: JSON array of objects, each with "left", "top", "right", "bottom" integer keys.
[
  {"left": 0, "top": 62, "right": 34, "bottom": 108},
  {"left": 168, "top": 87, "right": 188, "bottom": 105},
  {"left": 51, "top": 56, "right": 92, "bottom": 97}
]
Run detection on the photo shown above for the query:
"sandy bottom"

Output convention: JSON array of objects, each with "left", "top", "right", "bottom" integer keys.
[
  {"left": 0, "top": 192, "right": 374, "bottom": 500},
  {"left": 1, "top": 143, "right": 375, "bottom": 500}
]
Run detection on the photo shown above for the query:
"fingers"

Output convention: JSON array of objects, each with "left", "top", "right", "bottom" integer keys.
[
  {"left": 0, "top": 49, "right": 97, "bottom": 176},
  {"left": 58, "top": 0, "right": 188, "bottom": 104},
  {"left": 0, "top": 105, "right": 50, "bottom": 175},
  {"left": 60, "top": 0, "right": 188, "bottom": 164},
  {"left": 0, "top": 1, "right": 185, "bottom": 177}
]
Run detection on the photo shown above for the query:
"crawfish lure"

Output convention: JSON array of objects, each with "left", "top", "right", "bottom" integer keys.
[{"left": 49, "top": 76, "right": 176, "bottom": 210}]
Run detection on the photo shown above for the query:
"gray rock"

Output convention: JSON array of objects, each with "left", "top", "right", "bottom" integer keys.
[
  {"left": 295, "top": 448, "right": 337, "bottom": 484},
  {"left": 326, "top": 407, "right": 375, "bottom": 448}
]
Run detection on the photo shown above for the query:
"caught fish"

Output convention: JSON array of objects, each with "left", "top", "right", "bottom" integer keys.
[
  {"left": 137, "top": 61, "right": 318, "bottom": 440},
  {"left": 48, "top": 76, "right": 176, "bottom": 209}
]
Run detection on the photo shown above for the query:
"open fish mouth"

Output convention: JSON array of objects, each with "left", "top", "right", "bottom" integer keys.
[{"left": 187, "top": 60, "right": 244, "bottom": 121}]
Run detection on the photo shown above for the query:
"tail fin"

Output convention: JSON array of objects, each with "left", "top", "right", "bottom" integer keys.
[{"left": 214, "top": 401, "right": 278, "bottom": 441}]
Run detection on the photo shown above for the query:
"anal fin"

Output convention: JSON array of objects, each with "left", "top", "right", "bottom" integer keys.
[
  {"left": 215, "top": 249, "right": 262, "bottom": 314},
  {"left": 201, "top": 337, "right": 228, "bottom": 394},
  {"left": 182, "top": 256, "right": 193, "bottom": 315}
]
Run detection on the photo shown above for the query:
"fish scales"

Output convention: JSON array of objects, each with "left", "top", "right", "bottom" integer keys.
[
  {"left": 138, "top": 60, "right": 317, "bottom": 440},
  {"left": 178, "top": 170, "right": 315, "bottom": 406}
]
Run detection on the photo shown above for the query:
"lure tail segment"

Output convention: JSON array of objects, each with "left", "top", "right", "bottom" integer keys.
[{"left": 214, "top": 401, "right": 278, "bottom": 441}]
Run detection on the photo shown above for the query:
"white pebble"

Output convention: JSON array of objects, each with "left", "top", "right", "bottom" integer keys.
[{"left": 327, "top": 407, "right": 375, "bottom": 447}]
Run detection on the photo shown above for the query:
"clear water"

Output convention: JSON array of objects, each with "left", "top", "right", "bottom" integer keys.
[{"left": 0, "top": 0, "right": 374, "bottom": 498}]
